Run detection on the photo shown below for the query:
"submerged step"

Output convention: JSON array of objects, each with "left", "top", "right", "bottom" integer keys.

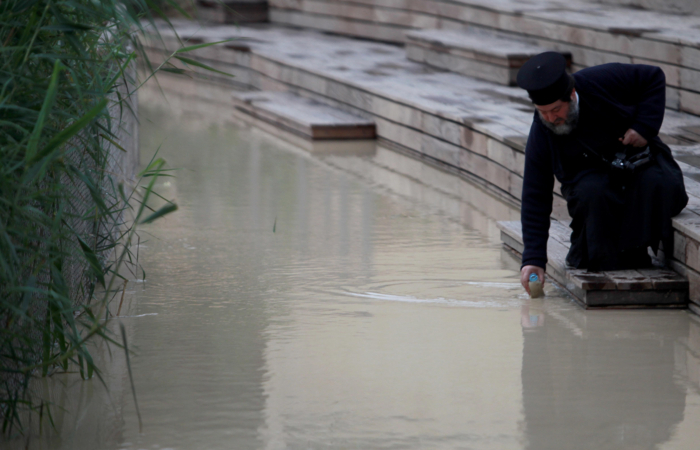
[
  {"left": 497, "top": 220, "right": 688, "bottom": 308},
  {"left": 197, "top": 0, "right": 268, "bottom": 23},
  {"left": 232, "top": 91, "right": 376, "bottom": 140},
  {"left": 405, "top": 29, "right": 572, "bottom": 86}
]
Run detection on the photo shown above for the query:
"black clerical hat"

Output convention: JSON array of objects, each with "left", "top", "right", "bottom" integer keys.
[{"left": 516, "top": 52, "right": 570, "bottom": 105}]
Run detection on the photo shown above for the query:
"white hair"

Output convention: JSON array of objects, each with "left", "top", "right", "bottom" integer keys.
[{"left": 538, "top": 98, "right": 579, "bottom": 135}]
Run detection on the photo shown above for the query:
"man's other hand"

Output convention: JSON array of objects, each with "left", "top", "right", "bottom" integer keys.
[
  {"left": 619, "top": 128, "right": 648, "bottom": 147},
  {"left": 521, "top": 265, "right": 546, "bottom": 296}
]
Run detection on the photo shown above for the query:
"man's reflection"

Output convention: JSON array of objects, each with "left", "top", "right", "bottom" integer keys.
[{"left": 520, "top": 302, "right": 687, "bottom": 450}]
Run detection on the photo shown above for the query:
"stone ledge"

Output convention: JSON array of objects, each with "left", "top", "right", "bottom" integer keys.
[
  {"left": 232, "top": 90, "right": 376, "bottom": 139},
  {"left": 405, "top": 28, "right": 572, "bottom": 86}
]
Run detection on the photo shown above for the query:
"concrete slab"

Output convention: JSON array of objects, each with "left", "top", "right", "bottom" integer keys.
[
  {"left": 232, "top": 91, "right": 376, "bottom": 139},
  {"left": 405, "top": 28, "right": 572, "bottom": 85}
]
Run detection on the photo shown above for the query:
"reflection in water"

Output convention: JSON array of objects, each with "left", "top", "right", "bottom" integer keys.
[
  {"left": 520, "top": 301, "right": 688, "bottom": 450},
  {"left": 5, "top": 76, "right": 700, "bottom": 449}
]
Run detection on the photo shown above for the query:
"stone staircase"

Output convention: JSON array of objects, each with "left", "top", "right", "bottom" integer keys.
[{"left": 268, "top": 0, "right": 700, "bottom": 115}]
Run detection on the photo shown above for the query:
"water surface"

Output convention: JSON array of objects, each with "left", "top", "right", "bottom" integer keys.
[{"left": 9, "top": 79, "right": 700, "bottom": 450}]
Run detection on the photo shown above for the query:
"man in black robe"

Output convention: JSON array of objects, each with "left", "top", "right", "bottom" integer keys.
[{"left": 516, "top": 52, "right": 688, "bottom": 294}]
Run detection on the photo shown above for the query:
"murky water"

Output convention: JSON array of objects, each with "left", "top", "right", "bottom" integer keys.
[{"left": 8, "top": 79, "right": 700, "bottom": 450}]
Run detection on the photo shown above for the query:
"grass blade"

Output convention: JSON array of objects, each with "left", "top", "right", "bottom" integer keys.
[{"left": 25, "top": 60, "right": 63, "bottom": 162}]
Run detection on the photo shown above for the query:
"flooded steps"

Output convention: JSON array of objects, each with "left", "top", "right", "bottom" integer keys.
[
  {"left": 142, "top": 23, "right": 544, "bottom": 208},
  {"left": 232, "top": 91, "right": 376, "bottom": 139},
  {"left": 142, "top": 21, "right": 700, "bottom": 313},
  {"left": 268, "top": 0, "right": 700, "bottom": 115},
  {"left": 405, "top": 29, "right": 572, "bottom": 86},
  {"left": 143, "top": 23, "right": 700, "bottom": 206},
  {"left": 497, "top": 220, "right": 689, "bottom": 308}
]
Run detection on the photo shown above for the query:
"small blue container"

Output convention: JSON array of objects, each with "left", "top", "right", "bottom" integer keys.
[{"left": 528, "top": 273, "right": 544, "bottom": 298}]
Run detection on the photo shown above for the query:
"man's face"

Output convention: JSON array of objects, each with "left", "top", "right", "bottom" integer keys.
[
  {"left": 535, "top": 89, "right": 578, "bottom": 135},
  {"left": 536, "top": 100, "right": 570, "bottom": 125}
]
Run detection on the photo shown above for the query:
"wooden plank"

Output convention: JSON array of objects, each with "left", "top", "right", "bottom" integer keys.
[
  {"left": 585, "top": 289, "right": 687, "bottom": 308},
  {"left": 567, "top": 270, "right": 617, "bottom": 290},
  {"left": 603, "top": 270, "right": 655, "bottom": 291},
  {"left": 637, "top": 268, "right": 689, "bottom": 290}
]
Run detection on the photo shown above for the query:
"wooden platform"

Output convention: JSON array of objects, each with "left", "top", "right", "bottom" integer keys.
[
  {"left": 498, "top": 220, "right": 688, "bottom": 308},
  {"left": 197, "top": 0, "right": 268, "bottom": 23},
  {"left": 405, "top": 29, "right": 571, "bottom": 86},
  {"left": 232, "top": 91, "right": 376, "bottom": 140}
]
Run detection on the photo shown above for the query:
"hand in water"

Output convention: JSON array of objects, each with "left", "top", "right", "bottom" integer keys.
[{"left": 521, "top": 265, "right": 545, "bottom": 295}]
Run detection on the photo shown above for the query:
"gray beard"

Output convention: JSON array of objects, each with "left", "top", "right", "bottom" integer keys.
[{"left": 539, "top": 99, "right": 579, "bottom": 135}]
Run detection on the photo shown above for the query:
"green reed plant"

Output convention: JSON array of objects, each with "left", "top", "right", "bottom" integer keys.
[{"left": 0, "top": 0, "right": 231, "bottom": 435}]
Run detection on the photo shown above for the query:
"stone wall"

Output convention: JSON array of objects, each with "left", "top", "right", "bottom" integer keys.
[{"left": 62, "top": 62, "right": 139, "bottom": 304}]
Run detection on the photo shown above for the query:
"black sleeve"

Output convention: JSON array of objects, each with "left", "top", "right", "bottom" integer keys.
[
  {"left": 521, "top": 121, "right": 554, "bottom": 270},
  {"left": 580, "top": 63, "right": 666, "bottom": 142}
]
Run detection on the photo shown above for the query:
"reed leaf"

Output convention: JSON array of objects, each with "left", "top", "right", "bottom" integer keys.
[{"left": 1, "top": 0, "right": 228, "bottom": 435}]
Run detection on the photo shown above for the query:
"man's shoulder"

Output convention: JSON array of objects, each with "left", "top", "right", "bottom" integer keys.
[
  {"left": 573, "top": 62, "right": 663, "bottom": 87},
  {"left": 572, "top": 63, "right": 624, "bottom": 83}
]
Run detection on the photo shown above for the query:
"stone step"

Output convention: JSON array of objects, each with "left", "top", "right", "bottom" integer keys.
[
  {"left": 232, "top": 91, "right": 376, "bottom": 139},
  {"left": 268, "top": 0, "right": 700, "bottom": 116},
  {"left": 497, "top": 220, "right": 688, "bottom": 308},
  {"left": 197, "top": 0, "right": 269, "bottom": 23},
  {"left": 405, "top": 29, "right": 572, "bottom": 86}
]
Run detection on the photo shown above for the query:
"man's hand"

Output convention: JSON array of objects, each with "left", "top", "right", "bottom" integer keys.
[
  {"left": 521, "top": 265, "right": 545, "bottom": 296},
  {"left": 619, "top": 128, "right": 648, "bottom": 147}
]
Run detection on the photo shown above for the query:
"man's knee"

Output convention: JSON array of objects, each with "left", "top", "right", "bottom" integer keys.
[{"left": 569, "top": 172, "right": 611, "bottom": 210}]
